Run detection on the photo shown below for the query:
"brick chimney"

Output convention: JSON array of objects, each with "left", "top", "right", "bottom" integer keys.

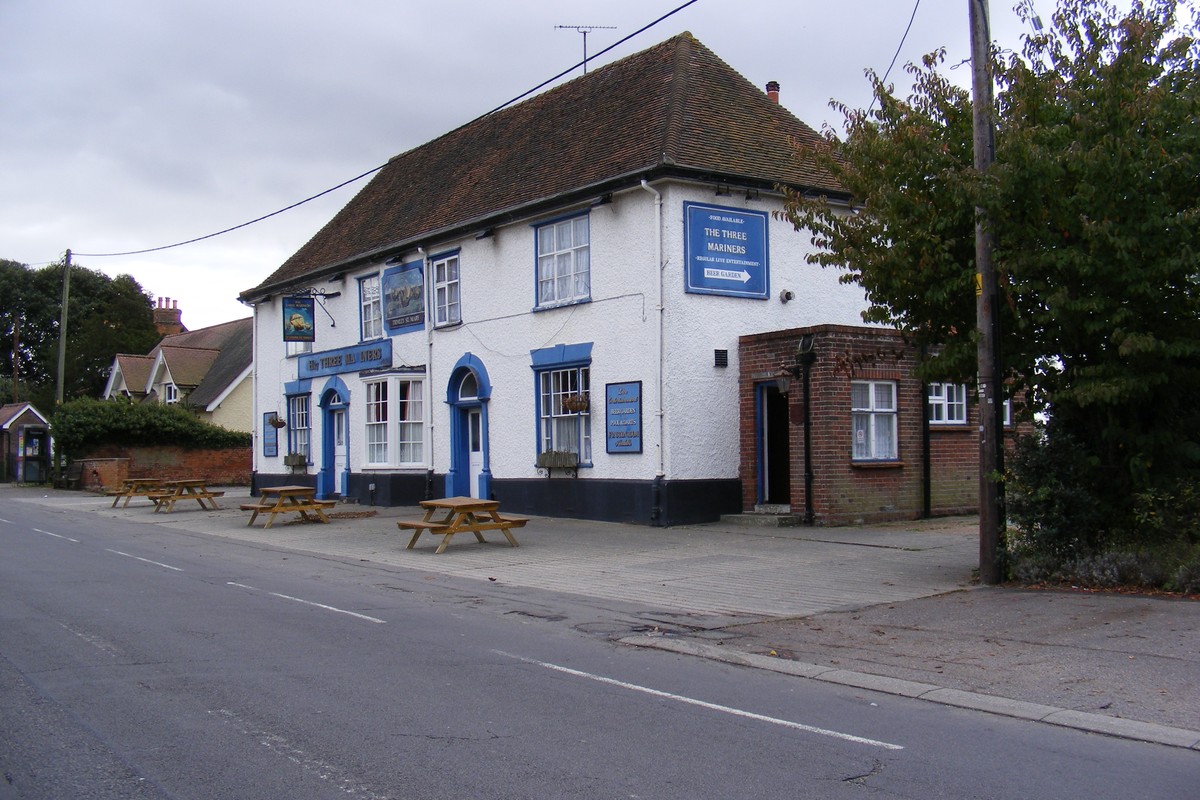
[
  {"left": 765, "top": 80, "right": 780, "bottom": 103},
  {"left": 153, "top": 297, "right": 185, "bottom": 336}
]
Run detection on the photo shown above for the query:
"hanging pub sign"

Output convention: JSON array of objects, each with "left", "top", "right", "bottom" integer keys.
[
  {"left": 683, "top": 202, "right": 770, "bottom": 299},
  {"left": 282, "top": 296, "right": 316, "bottom": 342}
]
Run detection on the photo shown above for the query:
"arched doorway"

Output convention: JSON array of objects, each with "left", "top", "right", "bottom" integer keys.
[
  {"left": 445, "top": 354, "right": 492, "bottom": 499},
  {"left": 318, "top": 377, "right": 350, "bottom": 500}
]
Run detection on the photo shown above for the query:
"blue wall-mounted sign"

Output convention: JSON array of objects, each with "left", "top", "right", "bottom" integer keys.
[
  {"left": 605, "top": 381, "right": 643, "bottom": 454},
  {"left": 383, "top": 261, "right": 424, "bottom": 333},
  {"left": 684, "top": 202, "right": 769, "bottom": 299},
  {"left": 299, "top": 340, "right": 392, "bottom": 379},
  {"left": 262, "top": 413, "right": 280, "bottom": 457},
  {"left": 283, "top": 296, "right": 316, "bottom": 341}
]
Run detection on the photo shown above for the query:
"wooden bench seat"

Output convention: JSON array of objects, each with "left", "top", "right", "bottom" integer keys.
[
  {"left": 399, "top": 512, "right": 525, "bottom": 554},
  {"left": 242, "top": 496, "right": 336, "bottom": 528},
  {"left": 396, "top": 519, "right": 451, "bottom": 531}
]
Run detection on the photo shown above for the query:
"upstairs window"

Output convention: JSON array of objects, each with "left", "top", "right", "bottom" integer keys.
[
  {"left": 536, "top": 214, "right": 590, "bottom": 308},
  {"left": 163, "top": 383, "right": 179, "bottom": 404},
  {"left": 434, "top": 254, "right": 461, "bottom": 326},
  {"left": 928, "top": 383, "right": 968, "bottom": 425},
  {"left": 851, "top": 380, "right": 897, "bottom": 461},
  {"left": 360, "top": 274, "right": 382, "bottom": 340}
]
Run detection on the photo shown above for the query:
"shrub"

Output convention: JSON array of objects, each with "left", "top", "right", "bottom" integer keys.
[
  {"left": 1005, "top": 424, "right": 1118, "bottom": 558},
  {"left": 52, "top": 398, "right": 250, "bottom": 459}
]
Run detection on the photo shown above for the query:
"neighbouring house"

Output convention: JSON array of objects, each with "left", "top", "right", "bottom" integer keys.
[
  {"left": 103, "top": 306, "right": 254, "bottom": 433},
  {"left": 0, "top": 402, "right": 51, "bottom": 483},
  {"left": 238, "top": 32, "right": 1001, "bottom": 525}
]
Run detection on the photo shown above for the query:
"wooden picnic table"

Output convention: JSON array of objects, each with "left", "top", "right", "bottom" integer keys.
[
  {"left": 398, "top": 496, "right": 527, "bottom": 554},
  {"left": 240, "top": 485, "right": 335, "bottom": 528},
  {"left": 109, "top": 477, "right": 164, "bottom": 508},
  {"left": 150, "top": 478, "right": 225, "bottom": 513}
]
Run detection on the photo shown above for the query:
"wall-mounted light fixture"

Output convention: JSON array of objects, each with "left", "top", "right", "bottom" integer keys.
[
  {"left": 745, "top": 188, "right": 761, "bottom": 201},
  {"left": 475, "top": 227, "right": 494, "bottom": 239},
  {"left": 779, "top": 288, "right": 795, "bottom": 304},
  {"left": 590, "top": 193, "right": 613, "bottom": 208},
  {"left": 714, "top": 184, "right": 732, "bottom": 196}
]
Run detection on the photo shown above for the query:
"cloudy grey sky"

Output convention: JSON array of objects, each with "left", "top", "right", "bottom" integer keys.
[{"left": 2, "top": 0, "right": 1045, "bottom": 330}]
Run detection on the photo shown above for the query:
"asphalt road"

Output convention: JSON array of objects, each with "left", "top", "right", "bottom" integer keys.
[{"left": 2, "top": 503, "right": 1196, "bottom": 799}]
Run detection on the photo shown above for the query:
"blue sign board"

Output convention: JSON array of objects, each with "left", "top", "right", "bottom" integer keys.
[
  {"left": 383, "top": 261, "right": 424, "bottom": 333},
  {"left": 282, "top": 296, "right": 316, "bottom": 341},
  {"left": 262, "top": 413, "right": 280, "bottom": 457},
  {"left": 684, "top": 202, "right": 769, "bottom": 299},
  {"left": 299, "top": 340, "right": 392, "bottom": 379},
  {"left": 605, "top": 381, "right": 643, "bottom": 454}
]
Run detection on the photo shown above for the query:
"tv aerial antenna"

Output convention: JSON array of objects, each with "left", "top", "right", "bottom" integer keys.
[{"left": 555, "top": 24, "right": 616, "bottom": 73}]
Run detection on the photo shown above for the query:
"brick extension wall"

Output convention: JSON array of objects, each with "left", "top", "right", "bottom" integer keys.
[
  {"left": 82, "top": 445, "right": 251, "bottom": 487},
  {"left": 738, "top": 324, "right": 984, "bottom": 525}
]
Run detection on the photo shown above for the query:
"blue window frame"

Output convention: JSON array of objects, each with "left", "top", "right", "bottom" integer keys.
[
  {"left": 531, "top": 343, "right": 593, "bottom": 463},
  {"left": 535, "top": 213, "right": 590, "bottom": 308}
]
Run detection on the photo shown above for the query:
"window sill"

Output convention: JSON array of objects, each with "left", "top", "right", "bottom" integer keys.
[
  {"left": 433, "top": 320, "right": 463, "bottom": 331},
  {"left": 533, "top": 297, "right": 592, "bottom": 313},
  {"left": 851, "top": 460, "right": 905, "bottom": 469},
  {"left": 362, "top": 465, "right": 427, "bottom": 471},
  {"left": 929, "top": 423, "right": 970, "bottom": 430}
]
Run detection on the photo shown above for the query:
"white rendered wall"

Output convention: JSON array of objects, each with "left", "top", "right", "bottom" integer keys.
[{"left": 249, "top": 177, "right": 872, "bottom": 485}]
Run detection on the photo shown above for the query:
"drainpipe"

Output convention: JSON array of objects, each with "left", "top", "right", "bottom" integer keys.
[
  {"left": 420, "top": 246, "right": 435, "bottom": 500},
  {"left": 795, "top": 334, "right": 818, "bottom": 526},
  {"left": 640, "top": 179, "right": 665, "bottom": 525}
]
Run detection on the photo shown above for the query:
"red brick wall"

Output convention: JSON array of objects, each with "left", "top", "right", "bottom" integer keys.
[
  {"left": 738, "top": 324, "right": 982, "bottom": 525},
  {"left": 84, "top": 445, "right": 251, "bottom": 485}
]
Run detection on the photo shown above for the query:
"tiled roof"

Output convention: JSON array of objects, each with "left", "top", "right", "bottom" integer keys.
[
  {"left": 114, "top": 354, "right": 154, "bottom": 396},
  {"left": 242, "top": 33, "right": 840, "bottom": 300},
  {"left": 155, "top": 317, "right": 250, "bottom": 352},
  {"left": 159, "top": 346, "right": 221, "bottom": 389},
  {"left": 188, "top": 322, "right": 253, "bottom": 408},
  {"left": 0, "top": 402, "right": 49, "bottom": 429},
  {"left": 108, "top": 317, "right": 252, "bottom": 400}
]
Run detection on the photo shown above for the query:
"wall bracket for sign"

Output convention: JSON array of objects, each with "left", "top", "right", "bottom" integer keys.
[{"left": 289, "top": 287, "right": 340, "bottom": 327}]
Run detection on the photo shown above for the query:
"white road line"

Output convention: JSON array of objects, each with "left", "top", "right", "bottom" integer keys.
[
  {"left": 105, "top": 549, "right": 183, "bottom": 571},
  {"left": 495, "top": 650, "right": 904, "bottom": 751},
  {"left": 58, "top": 622, "right": 123, "bottom": 657},
  {"left": 210, "top": 708, "right": 391, "bottom": 799},
  {"left": 226, "top": 582, "right": 387, "bottom": 624},
  {"left": 33, "top": 528, "right": 81, "bottom": 542}
]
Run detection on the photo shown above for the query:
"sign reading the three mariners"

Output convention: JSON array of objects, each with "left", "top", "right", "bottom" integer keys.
[{"left": 684, "top": 202, "right": 769, "bottom": 299}]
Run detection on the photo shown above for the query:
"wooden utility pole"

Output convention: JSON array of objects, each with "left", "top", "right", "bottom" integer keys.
[
  {"left": 970, "top": 0, "right": 1005, "bottom": 584},
  {"left": 53, "top": 249, "right": 71, "bottom": 487},
  {"left": 56, "top": 249, "right": 71, "bottom": 406},
  {"left": 10, "top": 313, "right": 19, "bottom": 402}
]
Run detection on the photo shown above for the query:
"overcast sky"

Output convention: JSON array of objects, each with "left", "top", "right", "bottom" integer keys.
[{"left": 2, "top": 0, "right": 1046, "bottom": 330}]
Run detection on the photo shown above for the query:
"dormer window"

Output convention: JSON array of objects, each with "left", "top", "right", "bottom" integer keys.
[{"left": 164, "top": 383, "right": 179, "bottom": 404}]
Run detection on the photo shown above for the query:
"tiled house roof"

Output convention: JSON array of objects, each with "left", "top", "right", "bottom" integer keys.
[
  {"left": 0, "top": 402, "right": 49, "bottom": 429},
  {"left": 105, "top": 317, "right": 252, "bottom": 407},
  {"left": 241, "top": 32, "right": 841, "bottom": 301},
  {"left": 112, "top": 355, "right": 155, "bottom": 397}
]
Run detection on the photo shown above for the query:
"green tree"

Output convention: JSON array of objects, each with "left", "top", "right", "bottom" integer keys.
[
  {"left": 781, "top": 0, "right": 1200, "bottom": 517},
  {"left": 0, "top": 258, "right": 162, "bottom": 409}
]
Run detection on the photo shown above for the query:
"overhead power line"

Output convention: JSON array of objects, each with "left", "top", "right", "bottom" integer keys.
[{"left": 72, "top": 0, "right": 701, "bottom": 261}]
